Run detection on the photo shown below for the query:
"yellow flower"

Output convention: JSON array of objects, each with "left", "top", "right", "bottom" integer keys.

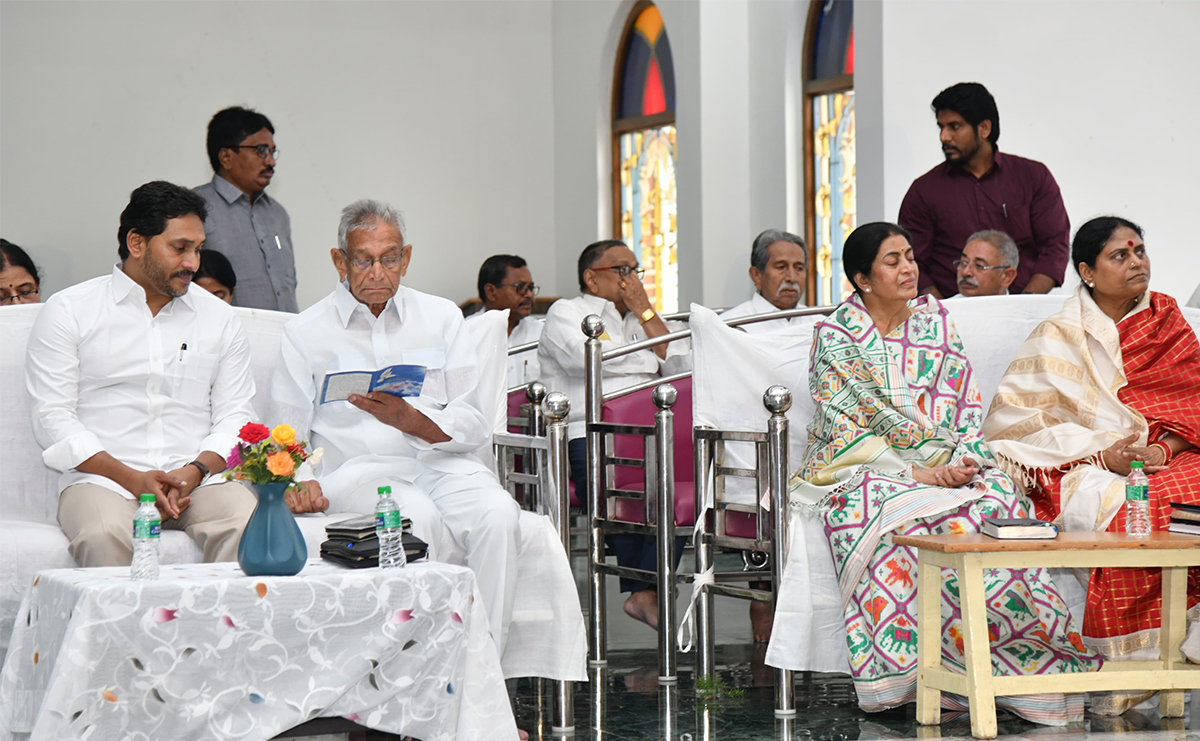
[
  {"left": 266, "top": 451, "right": 295, "bottom": 477},
  {"left": 270, "top": 424, "right": 296, "bottom": 446}
]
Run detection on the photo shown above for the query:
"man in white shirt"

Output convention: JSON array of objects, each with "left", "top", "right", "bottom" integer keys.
[
  {"left": 467, "top": 254, "right": 543, "bottom": 388},
  {"left": 270, "top": 200, "right": 521, "bottom": 651},
  {"left": 537, "top": 239, "right": 688, "bottom": 628},
  {"left": 25, "top": 181, "right": 269, "bottom": 567},
  {"left": 720, "top": 229, "right": 808, "bottom": 332}
]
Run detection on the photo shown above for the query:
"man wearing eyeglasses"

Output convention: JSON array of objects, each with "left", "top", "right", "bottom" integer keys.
[
  {"left": 194, "top": 106, "right": 298, "bottom": 312},
  {"left": 537, "top": 239, "right": 689, "bottom": 629},
  {"left": 270, "top": 200, "right": 522, "bottom": 656},
  {"left": 469, "top": 254, "right": 544, "bottom": 387},
  {"left": 953, "top": 230, "right": 1019, "bottom": 297}
]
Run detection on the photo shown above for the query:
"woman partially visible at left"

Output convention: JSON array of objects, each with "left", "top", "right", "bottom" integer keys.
[
  {"left": 0, "top": 239, "right": 40, "bottom": 306},
  {"left": 789, "top": 222, "right": 1099, "bottom": 724}
]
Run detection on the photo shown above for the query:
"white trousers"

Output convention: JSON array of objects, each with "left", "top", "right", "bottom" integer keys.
[{"left": 333, "top": 470, "right": 522, "bottom": 655}]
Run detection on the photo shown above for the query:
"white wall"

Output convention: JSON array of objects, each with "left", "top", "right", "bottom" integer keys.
[
  {"left": 875, "top": 0, "right": 1200, "bottom": 301},
  {"left": 0, "top": 0, "right": 555, "bottom": 309}
]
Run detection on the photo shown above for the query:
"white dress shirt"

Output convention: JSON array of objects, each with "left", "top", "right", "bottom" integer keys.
[
  {"left": 467, "top": 309, "right": 544, "bottom": 388},
  {"left": 270, "top": 282, "right": 493, "bottom": 500},
  {"left": 26, "top": 265, "right": 256, "bottom": 499},
  {"left": 536, "top": 293, "right": 689, "bottom": 439},
  {"left": 720, "top": 292, "right": 802, "bottom": 334}
]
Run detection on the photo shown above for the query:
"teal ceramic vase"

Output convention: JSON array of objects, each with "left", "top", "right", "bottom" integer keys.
[{"left": 237, "top": 481, "right": 307, "bottom": 576}]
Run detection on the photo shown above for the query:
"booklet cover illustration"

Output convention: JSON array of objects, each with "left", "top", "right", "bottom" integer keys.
[{"left": 320, "top": 364, "right": 427, "bottom": 404}]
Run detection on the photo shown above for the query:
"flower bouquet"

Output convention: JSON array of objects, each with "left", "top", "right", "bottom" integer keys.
[{"left": 226, "top": 423, "right": 321, "bottom": 576}]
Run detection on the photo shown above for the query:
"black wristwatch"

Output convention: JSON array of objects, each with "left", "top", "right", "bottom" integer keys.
[{"left": 188, "top": 459, "right": 211, "bottom": 482}]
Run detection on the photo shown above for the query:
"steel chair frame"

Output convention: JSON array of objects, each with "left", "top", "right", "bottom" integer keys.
[{"left": 492, "top": 386, "right": 575, "bottom": 733}]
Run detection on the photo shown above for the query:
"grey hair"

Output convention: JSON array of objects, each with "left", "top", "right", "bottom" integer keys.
[
  {"left": 337, "top": 199, "right": 406, "bottom": 251},
  {"left": 750, "top": 229, "right": 806, "bottom": 271},
  {"left": 965, "top": 229, "right": 1019, "bottom": 269}
]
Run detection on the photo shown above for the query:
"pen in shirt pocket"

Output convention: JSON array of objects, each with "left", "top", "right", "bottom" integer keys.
[
  {"left": 179, "top": 343, "right": 187, "bottom": 361},
  {"left": 275, "top": 235, "right": 282, "bottom": 250},
  {"left": 1002, "top": 203, "right": 1008, "bottom": 218}
]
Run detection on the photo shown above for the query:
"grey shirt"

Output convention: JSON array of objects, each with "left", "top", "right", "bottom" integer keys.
[{"left": 194, "top": 174, "right": 298, "bottom": 312}]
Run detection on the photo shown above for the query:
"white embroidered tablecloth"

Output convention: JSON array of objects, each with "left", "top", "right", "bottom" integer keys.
[{"left": 0, "top": 560, "right": 518, "bottom": 741}]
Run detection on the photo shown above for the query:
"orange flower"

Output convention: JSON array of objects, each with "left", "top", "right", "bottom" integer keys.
[
  {"left": 266, "top": 451, "right": 295, "bottom": 477},
  {"left": 270, "top": 424, "right": 296, "bottom": 446}
]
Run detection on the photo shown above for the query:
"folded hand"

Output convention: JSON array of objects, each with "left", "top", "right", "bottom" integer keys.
[{"left": 287, "top": 480, "right": 329, "bottom": 514}]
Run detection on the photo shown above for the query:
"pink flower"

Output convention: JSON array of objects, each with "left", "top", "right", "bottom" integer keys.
[
  {"left": 392, "top": 609, "right": 414, "bottom": 624},
  {"left": 154, "top": 608, "right": 178, "bottom": 623},
  {"left": 225, "top": 447, "right": 242, "bottom": 470}
]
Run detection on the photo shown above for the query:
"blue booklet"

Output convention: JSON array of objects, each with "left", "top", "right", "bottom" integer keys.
[{"left": 320, "top": 364, "right": 427, "bottom": 404}]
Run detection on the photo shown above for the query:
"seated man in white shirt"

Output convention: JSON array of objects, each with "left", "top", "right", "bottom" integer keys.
[
  {"left": 952, "top": 229, "right": 1019, "bottom": 297},
  {"left": 720, "top": 229, "right": 808, "bottom": 331},
  {"left": 537, "top": 239, "right": 688, "bottom": 629},
  {"left": 270, "top": 199, "right": 521, "bottom": 652},
  {"left": 25, "top": 180, "right": 279, "bottom": 567},
  {"left": 467, "top": 254, "right": 543, "bottom": 388}
]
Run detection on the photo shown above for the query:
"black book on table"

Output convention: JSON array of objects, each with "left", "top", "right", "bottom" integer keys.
[
  {"left": 982, "top": 517, "right": 1058, "bottom": 539},
  {"left": 325, "top": 515, "right": 413, "bottom": 540}
]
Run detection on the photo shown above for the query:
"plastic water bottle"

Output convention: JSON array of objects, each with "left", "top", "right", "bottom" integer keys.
[
  {"left": 375, "top": 485, "right": 406, "bottom": 569},
  {"left": 1125, "top": 461, "right": 1151, "bottom": 537},
  {"left": 131, "top": 493, "right": 161, "bottom": 581}
]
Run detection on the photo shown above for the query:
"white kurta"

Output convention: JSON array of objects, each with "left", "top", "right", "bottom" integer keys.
[
  {"left": 720, "top": 292, "right": 803, "bottom": 334},
  {"left": 270, "top": 282, "right": 521, "bottom": 652},
  {"left": 536, "top": 293, "right": 689, "bottom": 440}
]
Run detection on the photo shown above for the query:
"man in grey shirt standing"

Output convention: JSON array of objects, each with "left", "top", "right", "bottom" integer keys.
[{"left": 194, "top": 107, "right": 298, "bottom": 312}]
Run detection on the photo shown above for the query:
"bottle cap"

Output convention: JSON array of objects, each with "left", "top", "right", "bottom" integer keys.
[
  {"left": 378, "top": 485, "right": 392, "bottom": 495},
  {"left": 1131, "top": 461, "right": 1144, "bottom": 469},
  {"left": 139, "top": 493, "right": 156, "bottom": 502}
]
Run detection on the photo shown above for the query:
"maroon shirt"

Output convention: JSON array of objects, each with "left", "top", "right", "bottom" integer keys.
[{"left": 898, "top": 150, "right": 1070, "bottom": 297}]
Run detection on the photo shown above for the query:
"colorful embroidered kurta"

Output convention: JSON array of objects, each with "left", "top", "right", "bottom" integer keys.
[
  {"left": 986, "top": 290, "right": 1200, "bottom": 659},
  {"left": 794, "top": 294, "right": 1100, "bottom": 724}
]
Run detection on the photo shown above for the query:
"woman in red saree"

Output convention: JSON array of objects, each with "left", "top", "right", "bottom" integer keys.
[{"left": 983, "top": 216, "right": 1200, "bottom": 713}]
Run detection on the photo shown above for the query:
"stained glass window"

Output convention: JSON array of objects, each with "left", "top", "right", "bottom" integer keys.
[
  {"left": 614, "top": 4, "right": 678, "bottom": 313},
  {"left": 804, "top": 0, "right": 855, "bottom": 307}
]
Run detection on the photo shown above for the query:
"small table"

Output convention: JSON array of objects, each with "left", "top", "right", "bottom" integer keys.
[
  {"left": 893, "top": 532, "right": 1200, "bottom": 740},
  {"left": 0, "top": 560, "right": 518, "bottom": 741}
]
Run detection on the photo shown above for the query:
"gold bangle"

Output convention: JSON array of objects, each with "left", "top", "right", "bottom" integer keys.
[
  {"left": 639, "top": 307, "right": 656, "bottom": 324},
  {"left": 1152, "top": 441, "right": 1173, "bottom": 464}
]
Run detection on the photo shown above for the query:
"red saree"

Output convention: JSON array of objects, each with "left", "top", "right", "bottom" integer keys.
[{"left": 1030, "top": 292, "right": 1200, "bottom": 647}]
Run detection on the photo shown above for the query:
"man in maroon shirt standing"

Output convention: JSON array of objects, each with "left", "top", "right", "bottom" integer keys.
[{"left": 898, "top": 83, "right": 1070, "bottom": 298}]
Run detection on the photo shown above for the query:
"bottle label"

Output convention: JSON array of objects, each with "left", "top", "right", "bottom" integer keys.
[
  {"left": 134, "top": 520, "right": 161, "bottom": 539},
  {"left": 376, "top": 511, "right": 401, "bottom": 529},
  {"left": 1126, "top": 484, "right": 1148, "bottom": 502}
]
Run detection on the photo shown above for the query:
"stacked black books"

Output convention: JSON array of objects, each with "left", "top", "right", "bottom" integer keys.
[
  {"left": 1168, "top": 502, "right": 1200, "bottom": 535},
  {"left": 320, "top": 515, "right": 429, "bottom": 568}
]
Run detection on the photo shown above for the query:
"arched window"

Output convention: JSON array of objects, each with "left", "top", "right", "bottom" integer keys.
[
  {"left": 613, "top": 2, "right": 678, "bottom": 313},
  {"left": 803, "top": 0, "right": 855, "bottom": 306}
]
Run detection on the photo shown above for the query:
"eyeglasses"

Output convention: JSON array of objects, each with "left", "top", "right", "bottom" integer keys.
[
  {"left": 952, "top": 259, "right": 1010, "bottom": 272},
  {"left": 0, "top": 288, "right": 39, "bottom": 305},
  {"left": 233, "top": 144, "right": 280, "bottom": 160},
  {"left": 498, "top": 283, "right": 540, "bottom": 296},
  {"left": 343, "top": 254, "right": 403, "bottom": 272},
  {"left": 591, "top": 265, "right": 645, "bottom": 279}
]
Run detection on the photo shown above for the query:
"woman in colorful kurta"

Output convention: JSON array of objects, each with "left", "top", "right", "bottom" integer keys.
[
  {"left": 790, "top": 222, "right": 1100, "bottom": 724},
  {"left": 983, "top": 216, "right": 1200, "bottom": 714}
]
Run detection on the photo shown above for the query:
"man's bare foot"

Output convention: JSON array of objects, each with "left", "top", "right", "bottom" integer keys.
[
  {"left": 623, "top": 589, "right": 659, "bottom": 629},
  {"left": 750, "top": 600, "right": 774, "bottom": 643},
  {"left": 518, "top": 728, "right": 529, "bottom": 740}
]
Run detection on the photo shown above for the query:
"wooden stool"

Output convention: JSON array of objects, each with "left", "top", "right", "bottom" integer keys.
[{"left": 892, "top": 532, "right": 1200, "bottom": 739}]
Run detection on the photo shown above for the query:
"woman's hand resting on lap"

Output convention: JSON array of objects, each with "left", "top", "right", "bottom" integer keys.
[
  {"left": 1101, "top": 433, "right": 1168, "bottom": 475},
  {"left": 911, "top": 457, "right": 980, "bottom": 488}
]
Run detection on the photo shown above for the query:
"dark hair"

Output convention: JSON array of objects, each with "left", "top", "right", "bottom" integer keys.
[
  {"left": 477, "top": 254, "right": 528, "bottom": 301},
  {"left": 842, "top": 222, "right": 912, "bottom": 295},
  {"left": 931, "top": 82, "right": 1000, "bottom": 146},
  {"left": 195, "top": 248, "right": 237, "bottom": 291},
  {"left": 206, "top": 106, "right": 275, "bottom": 172},
  {"left": 751, "top": 229, "right": 806, "bottom": 271},
  {"left": 577, "top": 240, "right": 626, "bottom": 292},
  {"left": 0, "top": 239, "right": 40, "bottom": 287},
  {"left": 1071, "top": 216, "right": 1145, "bottom": 278},
  {"left": 117, "top": 181, "right": 208, "bottom": 260}
]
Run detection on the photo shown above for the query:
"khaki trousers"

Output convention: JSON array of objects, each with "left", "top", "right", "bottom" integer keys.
[{"left": 57, "top": 481, "right": 256, "bottom": 567}]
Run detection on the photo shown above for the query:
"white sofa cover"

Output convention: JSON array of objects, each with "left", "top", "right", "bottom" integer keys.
[
  {"left": 0, "top": 303, "right": 586, "bottom": 682},
  {"left": 688, "top": 295, "right": 1200, "bottom": 672}
]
